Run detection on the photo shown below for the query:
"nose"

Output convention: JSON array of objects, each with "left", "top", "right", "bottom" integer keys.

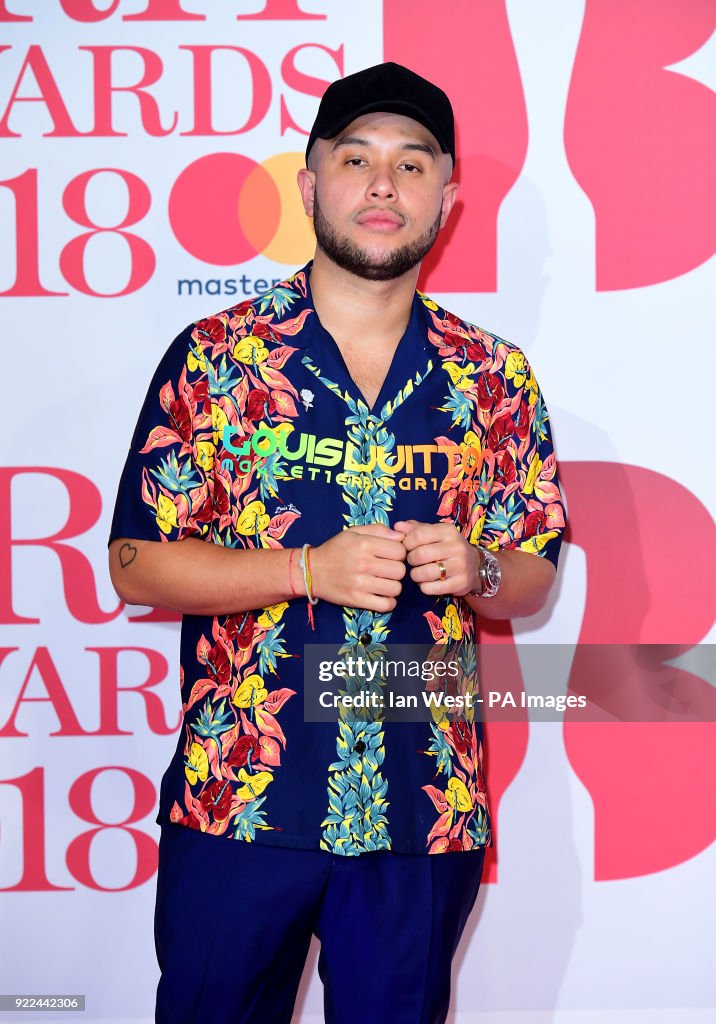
[{"left": 366, "top": 163, "right": 397, "bottom": 202}]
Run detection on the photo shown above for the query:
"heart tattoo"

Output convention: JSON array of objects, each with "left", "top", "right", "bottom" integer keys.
[{"left": 119, "top": 543, "right": 138, "bottom": 568}]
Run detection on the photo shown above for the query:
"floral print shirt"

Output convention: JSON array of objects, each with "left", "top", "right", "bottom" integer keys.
[{"left": 109, "top": 263, "right": 566, "bottom": 855}]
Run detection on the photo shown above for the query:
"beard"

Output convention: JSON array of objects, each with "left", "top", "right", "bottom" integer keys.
[{"left": 312, "top": 190, "right": 442, "bottom": 282}]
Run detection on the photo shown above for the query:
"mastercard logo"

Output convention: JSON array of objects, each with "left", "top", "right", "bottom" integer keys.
[{"left": 168, "top": 152, "right": 315, "bottom": 266}]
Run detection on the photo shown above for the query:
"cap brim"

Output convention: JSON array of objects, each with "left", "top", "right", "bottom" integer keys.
[{"left": 315, "top": 100, "right": 451, "bottom": 158}]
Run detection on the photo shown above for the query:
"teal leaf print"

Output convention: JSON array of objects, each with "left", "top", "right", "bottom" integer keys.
[
  {"left": 193, "top": 698, "right": 234, "bottom": 743},
  {"left": 256, "top": 286, "right": 298, "bottom": 317},
  {"left": 484, "top": 494, "right": 521, "bottom": 535},
  {"left": 150, "top": 450, "right": 201, "bottom": 494},
  {"left": 233, "top": 796, "right": 271, "bottom": 840},
  {"left": 257, "top": 624, "right": 289, "bottom": 676},
  {"left": 440, "top": 380, "right": 473, "bottom": 429}
]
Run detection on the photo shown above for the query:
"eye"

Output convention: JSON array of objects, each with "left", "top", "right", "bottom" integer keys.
[
  {"left": 400, "top": 163, "right": 421, "bottom": 173},
  {"left": 345, "top": 157, "right": 366, "bottom": 166}
]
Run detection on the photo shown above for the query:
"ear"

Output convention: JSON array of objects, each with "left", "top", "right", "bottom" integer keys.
[
  {"left": 439, "top": 181, "right": 460, "bottom": 228},
  {"left": 297, "top": 167, "right": 316, "bottom": 217}
]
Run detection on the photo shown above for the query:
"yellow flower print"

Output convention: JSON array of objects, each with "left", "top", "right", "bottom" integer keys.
[
  {"left": 233, "top": 673, "right": 268, "bottom": 708},
  {"left": 269, "top": 421, "right": 293, "bottom": 444},
  {"left": 419, "top": 294, "right": 438, "bottom": 311},
  {"left": 257, "top": 602, "right": 289, "bottom": 629},
  {"left": 461, "top": 431, "right": 482, "bottom": 475},
  {"left": 505, "top": 351, "right": 527, "bottom": 388},
  {"left": 442, "top": 603, "right": 463, "bottom": 641},
  {"left": 524, "top": 455, "right": 543, "bottom": 496},
  {"left": 445, "top": 776, "right": 472, "bottom": 812},
  {"left": 525, "top": 370, "right": 539, "bottom": 406},
  {"left": 430, "top": 700, "right": 451, "bottom": 732},
  {"left": 156, "top": 493, "right": 178, "bottom": 534},
  {"left": 212, "top": 404, "right": 229, "bottom": 446},
  {"left": 187, "top": 342, "right": 206, "bottom": 372},
  {"left": 468, "top": 514, "right": 486, "bottom": 545},
  {"left": 237, "top": 500, "right": 270, "bottom": 536},
  {"left": 235, "top": 768, "right": 273, "bottom": 802},
  {"left": 233, "top": 335, "right": 268, "bottom": 365},
  {"left": 196, "top": 441, "right": 215, "bottom": 471},
  {"left": 519, "top": 530, "right": 558, "bottom": 555},
  {"left": 185, "top": 742, "right": 209, "bottom": 785},
  {"left": 444, "top": 361, "right": 477, "bottom": 391}
]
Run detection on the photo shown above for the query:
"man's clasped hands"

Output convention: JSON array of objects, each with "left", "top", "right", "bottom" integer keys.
[{"left": 308, "top": 520, "right": 479, "bottom": 613}]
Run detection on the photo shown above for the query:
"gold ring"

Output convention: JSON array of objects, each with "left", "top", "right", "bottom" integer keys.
[{"left": 436, "top": 560, "right": 447, "bottom": 580}]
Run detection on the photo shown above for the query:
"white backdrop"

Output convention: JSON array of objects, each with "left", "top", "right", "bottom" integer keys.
[{"left": 0, "top": 1, "right": 714, "bottom": 1022}]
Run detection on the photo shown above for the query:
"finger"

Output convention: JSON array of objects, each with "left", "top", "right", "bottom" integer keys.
[
  {"left": 400, "top": 523, "right": 453, "bottom": 552},
  {"left": 350, "top": 523, "right": 404, "bottom": 540},
  {"left": 363, "top": 537, "right": 410, "bottom": 562},
  {"left": 406, "top": 541, "right": 447, "bottom": 567},
  {"left": 368, "top": 575, "right": 403, "bottom": 599},
  {"left": 369, "top": 557, "right": 407, "bottom": 581},
  {"left": 409, "top": 565, "right": 454, "bottom": 595},
  {"left": 360, "top": 593, "right": 398, "bottom": 613},
  {"left": 393, "top": 519, "right": 419, "bottom": 533},
  {"left": 417, "top": 578, "right": 455, "bottom": 596}
]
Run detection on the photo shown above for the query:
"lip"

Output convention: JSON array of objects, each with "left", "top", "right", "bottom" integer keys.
[{"left": 355, "top": 210, "right": 404, "bottom": 231}]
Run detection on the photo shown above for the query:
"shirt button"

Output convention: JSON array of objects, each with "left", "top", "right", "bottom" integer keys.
[
  {"left": 354, "top": 740, "right": 366, "bottom": 754},
  {"left": 360, "top": 633, "right": 371, "bottom": 645}
]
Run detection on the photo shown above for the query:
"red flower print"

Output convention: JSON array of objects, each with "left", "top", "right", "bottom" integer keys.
[
  {"left": 514, "top": 399, "right": 532, "bottom": 440},
  {"left": 453, "top": 490, "right": 470, "bottom": 528},
  {"left": 224, "top": 612, "right": 254, "bottom": 647},
  {"left": 199, "top": 779, "right": 233, "bottom": 821},
  {"left": 487, "top": 413, "right": 515, "bottom": 451},
  {"left": 236, "top": 612, "right": 255, "bottom": 650},
  {"left": 466, "top": 341, "right": 487, "bottom": 362},
  {"left": 227, "top": 735, "right": 261, "bottom": 769},
  {"left": 443, "top": 329, "right": 466, "bottom": 348},
  {"left": 178, "top": 812, "right": 203, "bottom": 830},
  {"left": 204, "top": 640, "right": 232, "bottom": 686},
  {"left": 451, "top": 719, "right": 473, "bottom": 756},
  {"left": 477, "top": 373, "right": 505, "bottom": 411},
  {"left": 524, "top": 510, "right": 546, "bottom": 538},
  {"left": 169, "top": 396, "right": 192, "bottom": 442},
  {"left": 251, "top": 320, "right": 273, "bottom": 341},
  {"left": 193, "top": 379, "right": 211, "bottom": 414},
  {"left": 196, "top": 317, "right": 225, "bottom": 343},
  {"left": 246, "top": 389, "right": 277, "bottom": 420},
  {"left": 494, "top": 449, "right": 517, "bottom": 487},
  {"left": 214, "top": 481, "right": 230, "bottom": 518}
]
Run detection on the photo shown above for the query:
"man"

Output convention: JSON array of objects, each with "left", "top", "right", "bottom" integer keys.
[{"left": 109, "top": 62, "right": 565, "bottom": 1024}]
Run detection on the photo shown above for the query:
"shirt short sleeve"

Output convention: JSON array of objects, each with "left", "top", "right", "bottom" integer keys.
[
  {"left": 479, "top": 351, "right": 566, "bottom": 570},
  {"left": 109, "top": 324, "right": 215, "bottom": 545}
]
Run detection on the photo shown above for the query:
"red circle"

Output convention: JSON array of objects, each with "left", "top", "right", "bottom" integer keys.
[{"left": 168, "top": 153, "right": 281, "bottom": 265}]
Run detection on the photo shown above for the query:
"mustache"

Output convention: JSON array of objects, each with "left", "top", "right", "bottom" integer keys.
[{"left": 354, "top": 206, "right": 407, "bottom": 224}]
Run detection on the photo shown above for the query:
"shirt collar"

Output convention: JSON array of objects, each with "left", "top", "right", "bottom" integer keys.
[{"left": 273, "top": 261, "right": 432, "bottom": 355}]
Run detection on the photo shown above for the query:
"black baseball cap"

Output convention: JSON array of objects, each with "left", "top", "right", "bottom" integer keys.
[{"left": 305, "top": 62, "right": 455, "bottom": 165}]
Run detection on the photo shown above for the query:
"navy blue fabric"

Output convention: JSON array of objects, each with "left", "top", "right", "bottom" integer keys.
[{"left": 155, "top": 823, "right": 485, "bottom": 1024}]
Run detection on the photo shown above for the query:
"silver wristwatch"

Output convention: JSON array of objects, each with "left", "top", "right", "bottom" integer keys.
[{"left": 468, "top": 548, "right": 502, "bottom": 599}]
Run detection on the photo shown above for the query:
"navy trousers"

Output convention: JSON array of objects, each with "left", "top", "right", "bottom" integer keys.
[{"left": 154, "top": 823, "right": 485, "bottom": 1024}]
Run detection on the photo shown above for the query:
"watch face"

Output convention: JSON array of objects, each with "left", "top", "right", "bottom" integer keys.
[
  {"left": 486, "top": 558, "right": 501, "bottom": 590},
  {"left": 481, "top": 551, "right": 501, "bottom": 596}
]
